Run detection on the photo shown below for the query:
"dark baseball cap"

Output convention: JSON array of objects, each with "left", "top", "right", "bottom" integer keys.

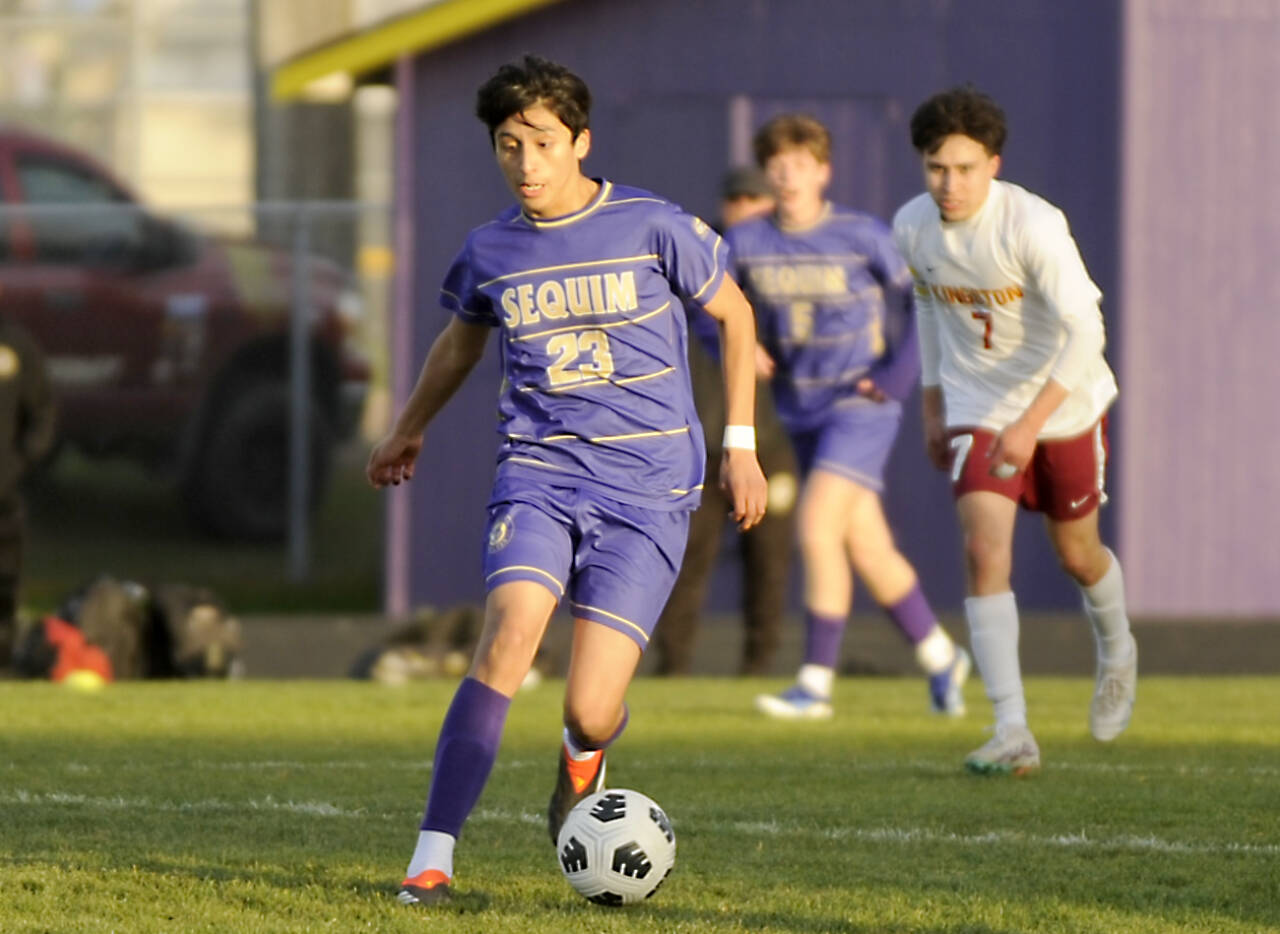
[{"left": 720, "top": 166, "right": 772, "bottom": 200}]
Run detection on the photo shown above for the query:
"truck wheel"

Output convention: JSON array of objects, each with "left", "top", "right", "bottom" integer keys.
[{"left": 187, "top": 382, "right": 333, "bottom": 541}]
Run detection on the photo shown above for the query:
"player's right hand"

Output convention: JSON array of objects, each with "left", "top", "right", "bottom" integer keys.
[
  {"left": 923, "top": 415, "right": 949, "bottom": 471},
  {"left": 366, "top": 433, "right": 424, "bottom": 489},
  {"left": 855, "top": 378, "right": 887, "bottom": 403}
]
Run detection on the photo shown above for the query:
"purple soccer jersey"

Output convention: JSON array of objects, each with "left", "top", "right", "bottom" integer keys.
[
  {"left": 441, "top": 180, "right": 727, "bottom": 510},
  {"left": 725, "top": 203, "right": 919, "bottom": 433}
]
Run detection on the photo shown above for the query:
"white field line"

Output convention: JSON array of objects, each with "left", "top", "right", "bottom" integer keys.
[
  {"left": 29, "top": 758, "right": 1280, "bottom": 779},
  {"left": 661, "top": 758, "right": 1280, "bottom": 779},
  {"left": 4, "top": 792, "right": 1277, "bottom": 857},
  {"left": 726, "top": 820, "right": 1280, "bottom": 856},
  {"left": 1, "top": 790, "right": 373, "bottom": 818}
]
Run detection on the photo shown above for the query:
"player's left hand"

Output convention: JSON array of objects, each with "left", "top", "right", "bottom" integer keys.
[
  {"left": 855, "top": 378, "right": 886, "bottom": 403},
  {"left": 988, "top": 419, "right": 1036, "bottom": 476},
  {"left": 754, "top": 344, "right": 776, "bottom": 379},
  {"left": 719, "top": 448, "right": 768, "bottom": 531}
]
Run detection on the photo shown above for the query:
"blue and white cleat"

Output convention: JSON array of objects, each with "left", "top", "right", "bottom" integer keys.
[
  {"left": 754, "top": 684, "right": 834, "bottom": 720},
  {"left": 929, "top": 646, "right": 971, "bottom": 717}
]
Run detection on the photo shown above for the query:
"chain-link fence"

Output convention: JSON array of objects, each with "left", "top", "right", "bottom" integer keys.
[{"left": 0, "top": 198, "right": 392, "bottom": 616}]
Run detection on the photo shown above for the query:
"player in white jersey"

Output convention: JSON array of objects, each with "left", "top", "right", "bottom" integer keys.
[{"left": 892, "top": 87, "right": 1136, "bottom": 775}]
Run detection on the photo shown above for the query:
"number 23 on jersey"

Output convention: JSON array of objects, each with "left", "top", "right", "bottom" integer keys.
[{"left": 546, "top": 329, "right": 614, "bottom": 386}]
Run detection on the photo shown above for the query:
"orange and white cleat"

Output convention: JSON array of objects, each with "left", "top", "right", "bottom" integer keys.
[
  {"left": 547, "top": 746, "right": 606, "bottom": 845},
  {"left": 397, "top": 868, "right": 452, "bottom": 907}
]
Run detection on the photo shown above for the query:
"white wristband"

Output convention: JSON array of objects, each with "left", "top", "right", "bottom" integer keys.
[{"left": 722, "top": 424, "right": 756, "bottom": 451}]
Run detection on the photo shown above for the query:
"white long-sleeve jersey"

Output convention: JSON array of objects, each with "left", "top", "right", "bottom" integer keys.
[{"left": 892, "top": 179, "right": 1117, "bottom": 439}]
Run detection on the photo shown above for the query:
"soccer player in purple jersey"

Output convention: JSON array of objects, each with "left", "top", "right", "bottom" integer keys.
[
  {"left": 653, "top": 166, "right": 798, "bottom": 677},
  {"left": 726, "top": 114, "right": 970, "bottom": 721},
  {"left": 366, "top": 55, "right": 767, "bottom": 907}
]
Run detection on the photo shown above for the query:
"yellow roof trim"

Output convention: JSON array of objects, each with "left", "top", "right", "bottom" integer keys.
[{"left": 272, "top": 0, "right": 568, "bottom": 101}]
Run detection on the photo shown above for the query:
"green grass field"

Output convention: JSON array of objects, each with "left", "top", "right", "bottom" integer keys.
[{"left": 3, "top": 676, "right": 1277, "bottom": 933}]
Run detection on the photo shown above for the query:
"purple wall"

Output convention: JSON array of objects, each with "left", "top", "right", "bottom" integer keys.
[
  {"left": 1119, "top": 0, "right": 1280, "bottom": 614},
  {"left": 391, "top": 0, "right": 1123, "bottom": 614}
]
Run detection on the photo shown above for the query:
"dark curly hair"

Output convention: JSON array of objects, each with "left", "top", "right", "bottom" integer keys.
[
  {"left": 475, "top": 54, "right": 591, "bottom": 145},
  {"left": 909, "top": 86, "right": 1007, "bottom": 156}
]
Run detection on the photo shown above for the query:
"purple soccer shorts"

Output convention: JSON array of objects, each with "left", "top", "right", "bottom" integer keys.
[
  {"left": 482, "top": 478, "right": 691, "bottom": 649},
  {"left": 788, "top": 401, "right": 902, "bottom": 492}
]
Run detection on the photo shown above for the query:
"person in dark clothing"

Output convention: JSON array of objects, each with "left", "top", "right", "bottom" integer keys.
[
  {"left": 652, "top": 168, "right": 799, "bottom": 676},
  {"left": 0, "top": 315, "right": 56, "bottom": 669}
]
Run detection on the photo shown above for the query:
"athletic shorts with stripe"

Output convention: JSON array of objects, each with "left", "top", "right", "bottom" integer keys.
[
  {"left": 788, "top": 400, "right": 903, "bottom": 493},
  {"left": 946, "top": 416, "right": 1110, "bottom": 521},
  {"left": 482, "top": 477, "right": 692, "bottom": 650}
]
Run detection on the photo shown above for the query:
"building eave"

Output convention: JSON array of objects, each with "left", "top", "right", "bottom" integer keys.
[{"left": 271, "top": 0, "right": 567, "bottom": 101}]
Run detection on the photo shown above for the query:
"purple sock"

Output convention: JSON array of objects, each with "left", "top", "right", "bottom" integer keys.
[
  {"left": 803, "top": 610, "right": 846, "bottom": 668},
  {"left": 885, "top": 584, "right": 937, "bottom": 644},
  {"left": 421, "top": 677, "right": 511, "bottom": 837}
]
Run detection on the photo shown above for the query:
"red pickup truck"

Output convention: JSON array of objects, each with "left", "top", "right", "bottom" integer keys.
[{"left": 0, "top": 126, "right": 369, "bottom": 540}]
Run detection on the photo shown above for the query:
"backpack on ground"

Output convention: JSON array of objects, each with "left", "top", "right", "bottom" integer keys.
[
  {"left": 148, "top": 583, "right": 243, "bottom": 678},
  {"left": 349, "top": 603, "right": 484, "bottom": 684},
  {"left": 16, "top": 575, "right": 244, "bottom": 680},
  {"left": 58, "top": 576, "right": 151, "bottom": 679},
  {"left": 12, "top": 615, "right": 114, "bottom": 683}
]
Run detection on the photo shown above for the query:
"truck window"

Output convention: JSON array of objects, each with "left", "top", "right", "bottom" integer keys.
[{"left": 15, "top": 155, "right": 144, "bottom": 265}]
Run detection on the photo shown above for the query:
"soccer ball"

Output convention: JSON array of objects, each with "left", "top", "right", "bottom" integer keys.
[{"left": 555, "top": 788, "right": 676, "bottom": 906}]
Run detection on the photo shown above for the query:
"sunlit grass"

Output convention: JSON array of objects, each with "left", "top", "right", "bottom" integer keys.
[{"left": 2, "top": 676, "right": 1277, "bottom": 932}]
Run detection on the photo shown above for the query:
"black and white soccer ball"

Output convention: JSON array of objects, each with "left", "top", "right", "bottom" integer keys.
[{"left": 555, "top": 788, "right": 676, "bottom": 906}]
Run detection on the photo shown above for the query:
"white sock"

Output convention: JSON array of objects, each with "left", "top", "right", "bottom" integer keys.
[
  {"left": 1080, "top": 548, "right": 1133, "bottom": 665},
  {"left": 797, "top": 663, "right": 834, "bottom": 698},
  {"left": 562, "top": 727, "right": 597, "bottom": 762},
  {"left": 914, "top": 624, "right": 957, "bottom": 675},
  {"left": 965, "top": 592, "right": 1026, "bottom": 728},
  {"left": 406, "top": 829, "right": 455, "bottom": 879}
]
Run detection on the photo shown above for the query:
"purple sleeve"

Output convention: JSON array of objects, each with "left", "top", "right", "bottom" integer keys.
[
  {"left": 656, "top": 207, "right": 728, "bottom": 306},
  {"left": 865, "top": 226, "right": 921, "bottom": 401},
  {"left": 439, "top": 240, "right": 497, "bottom": 326},
  {"left": 866, "top": 307, "right": 919, "bottom": 401}
]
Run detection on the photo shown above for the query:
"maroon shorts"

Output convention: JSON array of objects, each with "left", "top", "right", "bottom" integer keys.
[{"left": 946, "top": 417, "right": 1110, "bottom": 520}]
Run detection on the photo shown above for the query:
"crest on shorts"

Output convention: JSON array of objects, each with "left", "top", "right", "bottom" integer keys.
[
  {"left": 0, "top": 345, "right": 19, "bottom": 380},
  {"left": 487, "top": 512, "right": 514, "bottom": 552}
]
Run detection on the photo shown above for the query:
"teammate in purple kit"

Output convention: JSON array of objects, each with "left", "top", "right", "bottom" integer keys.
[
  {"left": 366, "top": 55, "right": 767, "bottom": 906},
  {"left": 653, "top": 166, "right": 798, "bottom": 677},
  {"left": 728, "top": 114, "right": 970, "bottom": 721}
]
